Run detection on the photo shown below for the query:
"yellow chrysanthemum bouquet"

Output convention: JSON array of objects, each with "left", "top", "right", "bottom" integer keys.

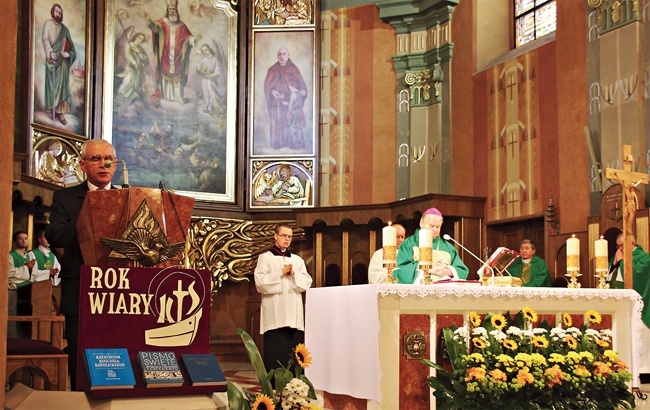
[
  {"left": 227, "top": 328, "right": 320, "bottom": 410},
  {"left": 422, "top": 308, "right": 635, "bottom": 409}
]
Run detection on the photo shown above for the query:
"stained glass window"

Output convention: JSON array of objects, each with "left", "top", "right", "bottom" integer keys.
[{"left": 515, "top": 0, "right": 556, "bottom": 47}]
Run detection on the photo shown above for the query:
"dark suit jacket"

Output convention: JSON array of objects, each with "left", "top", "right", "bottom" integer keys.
[{"left": 45, "top": 181, "right": 89, "bottom": 315}]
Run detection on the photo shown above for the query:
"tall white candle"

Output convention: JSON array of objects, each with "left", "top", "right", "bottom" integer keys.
[
  {"left": 595, "top": 236, "right": 607, "bottom": 258},
  {"left": 419, "top": 227, "right": 433, "bottom": 248},
  {"left": 382, "top": 223, "right": 396, "bottom": 247},
  {"left": 567, "top": 235, "right": 580, "bottom": 255}
]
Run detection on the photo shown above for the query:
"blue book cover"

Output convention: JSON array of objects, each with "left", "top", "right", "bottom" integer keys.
[
  {"left": 181, "top": 353, "right": 227, "bottom": 387},
  {"left": 137, "top": 351, "right": 185, "bottom": 388},
  {"left": 84, "top": 348, "right": 136, "bottom": 390}
]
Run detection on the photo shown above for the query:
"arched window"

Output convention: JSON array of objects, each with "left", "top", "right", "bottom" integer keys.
[{"left": 515, "top": 0, "right": 557, "bottom": 47}]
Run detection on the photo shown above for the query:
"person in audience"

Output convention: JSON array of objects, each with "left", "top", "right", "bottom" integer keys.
[
  {"left": 45, "top": 139, "right": 117, "bottom": 390},
  {"left": 607, "top": 233, "right": 650, "bottom": 384},
  {"left": 254, "top": 224, "right": 312, "bottom": 372},
  {"left": 8, "top": 231, "right": 35, "bottom": 338},
  {"left": 28, "top": 229, "right": 61, "bottom": 286},
  {"left": 396, "top": 208, "right": 469, "bottom": 283},
  {"left": 368, "top": 224, "right": 406, "bottom": 284},
  {"left": 508, "top": 239, "right": 551, "bottom": 287}
]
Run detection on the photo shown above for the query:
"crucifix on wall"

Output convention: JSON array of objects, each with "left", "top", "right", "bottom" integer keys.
[{"left": 605, "top": 145, "right": 649, "bottom": 289}]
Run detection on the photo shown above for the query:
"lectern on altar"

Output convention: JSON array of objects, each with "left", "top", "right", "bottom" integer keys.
[{"left": 75, "top": 187, "right": 218, "bottom": 397}]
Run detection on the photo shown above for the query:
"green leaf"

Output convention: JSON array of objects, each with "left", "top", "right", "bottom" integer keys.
[
  {"left": 236, "top": 328, "right": 274, "bottom": 397},
  {"left": 273, "top": 367, "right": 294, "bottom": 396},
  {"left": 299, "top": 374, "right": 318, "bottom": 400},
  {"left": 226, "top": 381, "right": 252, "bottom": 410}
]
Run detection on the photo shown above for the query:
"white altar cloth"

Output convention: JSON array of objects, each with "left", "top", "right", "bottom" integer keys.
[{"left": 305, "top": 285, "right": 644, "bottom": 408}]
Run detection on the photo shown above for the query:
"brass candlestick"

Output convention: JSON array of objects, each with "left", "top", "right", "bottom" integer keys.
[
  {"left": 594, "top": 255, "right": 609, "bottom": 289},
  {"left": 566, "top": 254, "right": 581, "bottom": 288},
  {"left": 418, "top": 246, "right": 434, "bottom": 285},
  {"left": 383, "top": 246, "right": 398, "bottom": 284}
]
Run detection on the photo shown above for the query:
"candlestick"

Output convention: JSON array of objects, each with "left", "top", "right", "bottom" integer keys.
[
  {"left": 419, "top": 227, "right": 433, "bottom": 249},
  {"left": 594, "top": 236, "right": 608, "bottom": 273},
  {"left": 567, "top": 235, "right": 580, "bottom": 272},
  {"left": 382, "top": 223, "right": 397, "bottom": 247}
]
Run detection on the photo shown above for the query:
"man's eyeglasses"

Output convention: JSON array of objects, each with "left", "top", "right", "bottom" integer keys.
[
  {"left": 83, "top": 155, "right": 116, "bottom": 164},
  {"left": 277, "top": 233, "right": 292, "bottom": 239}
]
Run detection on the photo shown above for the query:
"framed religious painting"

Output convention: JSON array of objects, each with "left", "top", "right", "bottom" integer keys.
[
  {"left": 250, "top": 29, "right": 316, "bottom": 157},
  {"left": 29, "top": 0, "right": 93, "bottom": 139},
  {"left": 250, "top": 160, "right": 314, "bottom": 209},
  {"left": 252, "top": 0, "right": 315, "bottom": 26},
  {"left": 102, "top": 0, "right": 238, "bottom": 203}
]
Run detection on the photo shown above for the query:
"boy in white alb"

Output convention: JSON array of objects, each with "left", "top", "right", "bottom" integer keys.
[{"left": 254, "top": 224, "right": 312, "bottom": 371}]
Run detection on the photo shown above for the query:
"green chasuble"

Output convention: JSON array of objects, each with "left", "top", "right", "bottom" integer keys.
[
  {"left": 395, "top": 229, "right": 469, "bottom": 284},
  {"left": 508, "top": 255, "right": 551, "bottom": 287},
  {"left": 608, "top": 245, "right": 650, "bottom": 328}
]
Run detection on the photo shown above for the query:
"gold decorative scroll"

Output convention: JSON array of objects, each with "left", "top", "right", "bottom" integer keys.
[{"left": 184, "top": 218, "right": 303, "bottom": 297}]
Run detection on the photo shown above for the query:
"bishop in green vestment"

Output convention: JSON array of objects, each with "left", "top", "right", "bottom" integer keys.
[{"left": 396, "top": 208, "right": 469, "bottom": 284}]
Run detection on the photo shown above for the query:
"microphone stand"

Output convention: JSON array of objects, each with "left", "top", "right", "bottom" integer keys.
[
  {"left": 442, "top": 234, "right": 492, "bottom": 283},
  {"left": 104, "top": 160, "right": 129, "bottom": 188}
]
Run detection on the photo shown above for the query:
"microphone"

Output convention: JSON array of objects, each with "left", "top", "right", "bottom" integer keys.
[
  {"left": 442, "top": 234, "right": 487, "bottom": 267},
  {"left": 104, "top": 159, "right": 129, "bottom": 188}
]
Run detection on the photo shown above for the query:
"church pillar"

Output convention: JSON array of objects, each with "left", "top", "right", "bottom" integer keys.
[
  {"left": 587, "top": 0, "right": 648, "bottom": 203},
  {"left": 377, "top": 0, "right": 458, "bottom": 197},
  {"left": 1, "top": 0, "right": 18, "bottom": 401}
]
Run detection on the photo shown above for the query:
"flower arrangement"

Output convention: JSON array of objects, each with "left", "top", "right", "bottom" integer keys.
[
  {"left": 422, "top": 308, "right": 636, "bottom": 409},
  {"left": 227, "top": 328, "right": 320, "bottom": 410}
]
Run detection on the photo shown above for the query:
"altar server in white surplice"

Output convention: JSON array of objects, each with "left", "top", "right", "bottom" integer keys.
[{"left": 254, "top": 224, "right": 312, "bottom": 372}]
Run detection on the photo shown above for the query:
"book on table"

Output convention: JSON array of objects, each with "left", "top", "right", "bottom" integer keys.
[
  {"left": 137, "top": 351, "right": 185, "bottom": 388},
  {"left": 84, "top": 348, "right": 136, "bottom": 390},
  {"left": 181, "top": 353, "right": 227, "bottom": 387}
]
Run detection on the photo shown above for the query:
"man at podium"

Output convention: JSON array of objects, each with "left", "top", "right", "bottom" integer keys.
[{"left": 45, "top": 139, "right": 118, "bottom": 390}]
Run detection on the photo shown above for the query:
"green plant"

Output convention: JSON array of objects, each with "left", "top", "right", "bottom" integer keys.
[
  {"left": 227, "top": 328, "right": 319, "bottom": 410},
  {"left": 422, "top": 308, "right": 636, "bottom": 409}
]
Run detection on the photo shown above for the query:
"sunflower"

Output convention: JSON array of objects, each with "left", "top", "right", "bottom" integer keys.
[
  {"left": 491, "top": 314, "right": 507, "bottom": 331},
  {"left": 472, "top": 337, "right": 488, "bottom": 349},
  {"left": 585, "top": 310, "right": 602, "bottom": 325},
  {"left": 503, "top": 339, "right": 518, "bottom": 351},
  {"left": 294, "top": 343, "right": 313, "bottom": 368},
  {"left": 521, "top": 307, "right": 538, "bottom": 324},
  {"left": 252, "top": 394, "right": 275, "bottom": 410},
  {"left": 596, "top": 339, "right": 610, "bottom": 348},
  {"left": 532, "top": 336, "right": 549, "bottom": 349},
  {"left": 565, "top": 335, "right": 578, "bottom": 350},
  {"left": 469, "top": 311, "right": 482, "bottom": 327},
  {"left": 562, "top": 313, "right": 572, "bottom": 328}
]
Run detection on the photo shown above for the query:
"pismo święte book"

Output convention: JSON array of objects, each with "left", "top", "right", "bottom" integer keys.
[{"left": 137, "top": 351, "right": 184, "bottom": 388}]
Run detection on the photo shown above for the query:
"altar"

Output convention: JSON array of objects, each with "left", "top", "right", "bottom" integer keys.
[{"left": 305, "top": 285, "right": 645, "bottom": 410}]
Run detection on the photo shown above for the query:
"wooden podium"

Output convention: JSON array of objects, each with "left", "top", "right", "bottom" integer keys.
[
  {"left": 76, "top": 187, "right": 195, "bottom": 267},
  {"left": 74, "top": 187, "right": 221, "bottom": 397}
]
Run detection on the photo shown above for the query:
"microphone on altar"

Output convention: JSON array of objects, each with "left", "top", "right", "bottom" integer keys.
[
  {"left": 442, "top": 234, "right": 488, "bottom": 268},
  {"left": 104, "top": 159, "right": 129, "bottom": 188}
]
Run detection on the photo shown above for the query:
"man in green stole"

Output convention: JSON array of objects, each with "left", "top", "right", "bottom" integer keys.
[
  {"left": 8, "top": 231, "right": 35, "bottom": 337},
  {"left": 28, "top": 230, "right": 61, "bottom": 286},
  {"left": 508, "top": 239, "right": 551, "bottom": 287},
  {"left": 396, "top": 208, "right": 469, "bottom": 284}
]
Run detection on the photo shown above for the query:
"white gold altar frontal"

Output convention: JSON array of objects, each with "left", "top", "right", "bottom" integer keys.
[{"left": 305, "top": 285, "right": 645, "bottom": 410}]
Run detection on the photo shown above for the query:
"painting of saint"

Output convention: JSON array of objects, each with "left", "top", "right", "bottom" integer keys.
[
  {"left": 32, "top": 0, "right": 87, "bottom": 136},
  {"left": 252, "top": 31, "right": 315, "bottom": 157},
  {"left": 103, "top": 0, "right": 237, "bottom": 202}
]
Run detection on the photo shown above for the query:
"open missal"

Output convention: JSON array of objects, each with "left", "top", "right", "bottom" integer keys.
[
  {"left": 137, "top": 351, "right": 185, "bottom": 388},
  {"left": 84, "top": 348, "right": 136, "bottom": 390},
  {"left": 181, "top": 353, "right": 227, "bottom": 387}
]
